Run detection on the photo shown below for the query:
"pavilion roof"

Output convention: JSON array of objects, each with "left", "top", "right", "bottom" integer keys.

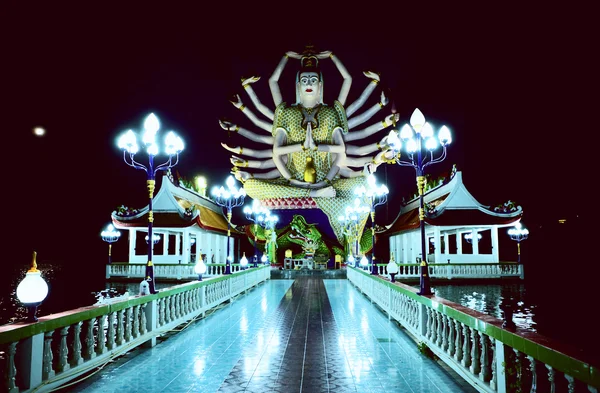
[
  {"left": 384, "top": 170, "right": 522, "bottom": 236},
  {"left": 111, "top": 172, "right": 242, "bottom": 235}
]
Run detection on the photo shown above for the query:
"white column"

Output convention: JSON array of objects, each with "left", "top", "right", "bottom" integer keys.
[
  {"left": 433, "top": 226, "right": 441, "bottom": 264},
  {"left": 402, "top": 234, "right": 409, "bottom": 264},
  {"left": 209, "top": 232, "right": 216, "bottom": 263},
  {"left": 175, "top": 232, "right": 182, "bottom": 261},
  {"left": 456, "top": 229, "right": 463, "bottom": 256},
  {"left": 491, "top": 226, "right": 500, "bottom": 262},
  {"left": 472, "top": 230, "right": 480, "bottom": 256},
  {"left": 129, "top": 229, "right": 136, "bottom": 263},
  {"left": 162, "top": 232, "right": 168, "bottom": 256},
  {"left": 181, "top": 230, "right": 189, "bottom": 264},
  {"left": 444, "top": 233, "right": 450, "bottom": 263}
]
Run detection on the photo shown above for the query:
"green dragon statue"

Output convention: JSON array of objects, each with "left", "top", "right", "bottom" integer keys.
[{"left": 245, "top": 214, "right": 373, "bottom": 267}]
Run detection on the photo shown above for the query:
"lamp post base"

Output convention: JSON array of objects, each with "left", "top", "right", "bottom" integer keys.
[
  {"left": 24, "top": 302, "right": 41, "bottom": 323},
  {"left": 371, "top": 264, "right": 378, "bottom": 275},
  {"left": 418, "top": 261, "right": 433, "bottom": 296}
]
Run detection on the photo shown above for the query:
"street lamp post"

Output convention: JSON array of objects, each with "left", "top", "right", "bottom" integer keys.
[
  {"left": 212, "top": 175, "right": 246, "bottom": 274},
  {"left": 338, "top": 197, "right": 369, "bottom": 263},
  {"left": 508, "top": 222, "right": 529, "bottom": 263},
  {"left": 117, "top": 113, "right": 184, "bottom": 294},
  {"left": 355, "top": 174, "right": 389, "bottom": 275},
  {"left": 101, "top": 224, "right": 121, "bottom": 265},
  {"left": 388, "top": 108, "right": 452, "bottom": 296}
]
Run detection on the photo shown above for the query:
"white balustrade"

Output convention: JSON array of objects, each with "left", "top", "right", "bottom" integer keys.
[
  {"left": 346, "top": 267, "right": 598, "bottom": 393},
  {"left": 0, "top": 266, "right": 270, "bottom": 393}
]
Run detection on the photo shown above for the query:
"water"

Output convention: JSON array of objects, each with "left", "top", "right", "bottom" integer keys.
[{"left": 0, "top": 262, "right": 173, "bottom": 326}]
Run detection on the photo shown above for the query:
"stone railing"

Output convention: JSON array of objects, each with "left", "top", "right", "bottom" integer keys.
[
  {"left": 358, "top": 262, "right": 524, "bottom": 280},
  {"left": 0, "top": 266, "right": 270, "bottom": 393},
  {"left": 347, "top": 267, "right": 599, "bottom": 393},
  {"left": 106, "top": 262, "right": 257, "bottom": 280}
]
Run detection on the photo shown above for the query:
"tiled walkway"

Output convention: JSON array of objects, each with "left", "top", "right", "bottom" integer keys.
[{"left": 69, "top": 278, "right": 476, "bottom": 392}]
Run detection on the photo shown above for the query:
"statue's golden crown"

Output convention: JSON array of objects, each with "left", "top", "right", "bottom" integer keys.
[
  {"left": 301, "top": 56, "right": 318, "bottom": 69},
  {"left": 300, "top": 45, "right": 319, "bottom": 70}
]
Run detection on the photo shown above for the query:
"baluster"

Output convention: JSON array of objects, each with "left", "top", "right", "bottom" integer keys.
[
  {"left": 442, "top": 315, "right": 449, "bottom": 352},
  {"left": 132, "top": 305, "right": 140, "bottom": 339},
  {"left": 2, "top": 342, "right": 18, "bottom": 393},
  {"left": 140, "top": 303, "right": 148, "bottom": 335},
  {"left": 176, "top": 293, "right": 182, "bottom": 319},
  {"left": 423, "top": 308, "right": 430, "bottom": 340},
  {"left": 107, "top": 312, "right": 116, "bottom": 350},
  {"left": 159, "top": 298, "right": 165, "bottom": 326},
  {"left": 513, "top": 348, "right": 522, "bottom": 390},
  {"left": 125, "top": 308, "right": 133, "bottom": 342},
  {"left": 461, "top": 324, "right": 471, "bottom": 368},
  {"left": 470, "top": 327, "right": 480, "bottom": 376},
  {"left": 447, "top": 316, "right": 455, "bottom": 356},
  {"left": 182, "top": 292, "right": 189, "bottom": 315},
  {"left": 428, "top": 309, "right": 436, "bottom": 342},
  {"left": 191, "top": 289, "right": 197, "bottom": 312},
  {"left": 179, "top": 293, "right": 184, "bottom": 318},
  {"left": 57, "top": 326, "right": 70, "bottom": 372},
  {"left": 435, "top": 312, "right": 443, "bottom": 348},
  {"left": 490, "top": 341, "right": 497, "bottom": 391},
  {"left": 84, "top": 318, "right": 96, "bottom": 360},
  {"left": 165, "top": 297, "right": 171, "bottom": 323},
  {"left": 43, "top": 330, "right": 55, "bottom": 380},
  {"left": 180, "top": 292, "right": 186, "bottom": 316},
  {"left": 116, "top": 310, "right": 124, "bottom": 346},
  {"left": 397, "top": 295, "right": 403, "bottom": 320},
  {"left": 71, "top": 321, "right": 83, "bottom": 366},
  {"left": 527, "top": 355, "right": 537, "bottom": 393},
  {"left": 174, "top": 294, "right": 180, "bottom": 320},
  {"left": 454, "top": 320, "right": 463, "bottom": 362},
  {"left": 545, "top": 364, "right": 556, "bottom": 393},
  {"left": 479, "top": 332, "right": 490, "bottom": 382},
  {"left": 564, "top": 374, "right": 575, "bottom": 393},
  {"left": 96, "top": 315, "right": 106, "bottom": 356}
]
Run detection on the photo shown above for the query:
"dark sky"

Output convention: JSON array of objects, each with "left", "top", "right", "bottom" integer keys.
[{"left": 3, "top": 4, "right": 593, "bottom": 265}]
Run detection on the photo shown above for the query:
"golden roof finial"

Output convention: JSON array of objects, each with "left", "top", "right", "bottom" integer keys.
[{"left": 28, "top": 251, "right": 39, "bottom": 273}]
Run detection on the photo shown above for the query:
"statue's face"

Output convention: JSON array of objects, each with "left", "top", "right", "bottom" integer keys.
[{"left": 298, "top": 72, "right": 320, "bottom": 100}]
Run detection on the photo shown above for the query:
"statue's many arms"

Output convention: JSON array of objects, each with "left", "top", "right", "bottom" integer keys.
[{"left": 220, "top": 46, "right": 398, "bottom": 244}]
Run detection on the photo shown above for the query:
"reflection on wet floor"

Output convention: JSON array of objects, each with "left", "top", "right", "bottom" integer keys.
[{"left": 71, "top": 278, "right": 476, "bottom": 392}]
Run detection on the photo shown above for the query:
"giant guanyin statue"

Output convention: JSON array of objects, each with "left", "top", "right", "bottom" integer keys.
[{"left": 219, "top": 45, "right": 397, "bottom": 245}]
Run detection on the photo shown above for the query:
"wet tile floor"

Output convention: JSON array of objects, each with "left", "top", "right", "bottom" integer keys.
[{"left": 69, "top": 278, "right": 476, "bottom": 392}]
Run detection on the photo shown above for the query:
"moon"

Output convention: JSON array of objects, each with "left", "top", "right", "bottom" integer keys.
[{"left": 33, "top": 127, "right": 46, "bottom": 137}]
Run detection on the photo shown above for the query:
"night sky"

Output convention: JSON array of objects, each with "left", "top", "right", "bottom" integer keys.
[{"left": 4, "top": 4, "right": 592, "bottom": 266}]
